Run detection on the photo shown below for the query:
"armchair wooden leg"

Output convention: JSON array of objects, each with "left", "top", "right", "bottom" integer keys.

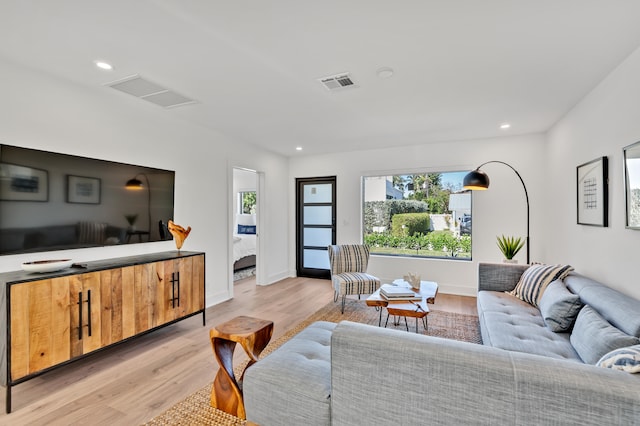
[
  {"left": 341, "top": 295, "right": 346, "bottom": 314},
  {"left": 334, "top": 291, "right": 338, "bottom": 302}
]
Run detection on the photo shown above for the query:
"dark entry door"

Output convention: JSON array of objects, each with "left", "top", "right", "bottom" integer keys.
[{"left": 296, "top": 176, "right": 336, "bottom": 279}]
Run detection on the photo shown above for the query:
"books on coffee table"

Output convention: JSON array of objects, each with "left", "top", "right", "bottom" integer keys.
[{"left": 379, "top": 284, "right": 420, "bottom": 300}]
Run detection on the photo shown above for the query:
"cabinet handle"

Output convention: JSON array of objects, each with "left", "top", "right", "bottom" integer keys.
[
  {"left": 77, "top": 292, "right": 83, "bottom": 340},
  {"left": 176, "top": 271, "right": 180, "bottom": 307},
  {"left": 87, "top": 289, "right": 92, "bottom": 337},
  {"left": 170, "top": 271, "right": 180, "bottom": 308},
  {"left": 171, "top": 273, "right": 175, "bottom": 308}
]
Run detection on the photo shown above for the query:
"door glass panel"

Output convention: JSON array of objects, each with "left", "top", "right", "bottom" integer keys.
[
  {"left": 303, "top": 206, "right": 332, "bottom": 225},
  {"left": 303, "top": 184, "right": 332, "bottom": 203},
  {"left": 304, "top": 228, "right": 332, "bottom": 247},
  {"left": 303, "top": 249, "right": 330, "bottom": 269}
]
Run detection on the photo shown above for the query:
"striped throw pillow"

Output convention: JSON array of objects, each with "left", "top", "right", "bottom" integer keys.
[
  {"left": 510, "top": 264, "right": 574, "bottom": 306},
  {"left": 78, "top": 221, "right": 107, "bottom": 244}
]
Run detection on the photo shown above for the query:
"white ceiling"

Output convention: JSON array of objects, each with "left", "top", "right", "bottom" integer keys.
[{"left": 2, "top": 1, "right": 640, "bottom": 157}]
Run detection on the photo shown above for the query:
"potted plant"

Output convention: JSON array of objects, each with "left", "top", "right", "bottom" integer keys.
[
  {"left": 124, "top": 214, "right": 138, "bottom": 231},
  {"left": 496, "top": 235, "right": 525, "bottom": 263}
]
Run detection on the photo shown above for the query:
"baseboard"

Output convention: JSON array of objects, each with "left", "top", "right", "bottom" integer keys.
[{"left": 258, "top": 270, "right": 291, "bottom": 286}]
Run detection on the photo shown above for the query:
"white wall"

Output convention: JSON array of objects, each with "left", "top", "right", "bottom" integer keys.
[
  {"left": 545, "top": 45, "right": 640, "bottom": 300},
  {"left": 289, "top": 134, "right": 547, "bottom": 296},
  {"left": 0, "top": 58, "right": 290, "bottom": 307}
]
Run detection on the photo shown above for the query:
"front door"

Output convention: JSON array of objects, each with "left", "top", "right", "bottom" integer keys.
[{"left": 296, "top": 176, "right": 336, "bottom": 279}]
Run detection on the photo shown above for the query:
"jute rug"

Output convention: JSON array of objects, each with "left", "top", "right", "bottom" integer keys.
[{"left": 143, "top": 299, "right": 480, "bottom": 425}]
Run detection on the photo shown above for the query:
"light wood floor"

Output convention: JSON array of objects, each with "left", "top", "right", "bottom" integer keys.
[{"left": 0, "top": 276, "right": 476, "bottom": 426}]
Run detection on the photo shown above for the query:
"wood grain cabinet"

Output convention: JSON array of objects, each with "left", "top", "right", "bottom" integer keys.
[{"left": 1, "top": 251, "right": 205, "bottom": 413}]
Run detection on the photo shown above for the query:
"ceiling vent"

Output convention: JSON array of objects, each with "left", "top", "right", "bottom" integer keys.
[
  {"left": 105, "top": 75, "right": 196, "bottom": 108},
  {"left": 318, "top": 73, "right": 357, "bottom": 91}
]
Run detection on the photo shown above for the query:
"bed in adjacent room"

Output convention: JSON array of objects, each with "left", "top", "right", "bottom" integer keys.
[{"left": 233, "top": 214, "right": 256, "bottom": 272}]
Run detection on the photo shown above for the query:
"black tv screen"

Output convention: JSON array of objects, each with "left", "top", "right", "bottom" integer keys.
[{"left": 0, "top": 145, "right": 175, "bottom": 255}]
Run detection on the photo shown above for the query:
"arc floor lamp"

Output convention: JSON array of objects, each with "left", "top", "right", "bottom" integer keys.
[
  {"left": 463, "top": 161, "right": 530, "bottom": 264},
  {"left": 125, "top": 173, "right": 152, "bottom": 235}
]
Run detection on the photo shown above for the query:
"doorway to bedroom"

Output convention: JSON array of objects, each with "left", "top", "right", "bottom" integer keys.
[{"left": 232, "top": 168, "right": 258, "bottom": 284}]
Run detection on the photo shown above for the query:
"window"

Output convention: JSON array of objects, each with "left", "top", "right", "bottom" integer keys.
[
  {"left": 239, "top": 191, "right": 256, "bottom": 214},
  {"left": 362, "top": 172, "right": 471, "bottom": 260}
]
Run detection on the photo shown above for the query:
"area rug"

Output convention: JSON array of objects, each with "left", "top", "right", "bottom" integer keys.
[
  {"left": 143, "top": 299, "right": 480, "bottom": 425},
  {"left": 233, "top": 267, "right": 256, "bottom": 282}
]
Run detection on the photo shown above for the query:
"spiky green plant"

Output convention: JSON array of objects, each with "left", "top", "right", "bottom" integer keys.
[{"left": 496, "top": 235, "right": 525, "bottom": 260}]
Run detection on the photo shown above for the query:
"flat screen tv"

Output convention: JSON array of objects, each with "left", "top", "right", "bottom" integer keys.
[{"left": 0, "top": 144, "right": 175, "bottom": 255}]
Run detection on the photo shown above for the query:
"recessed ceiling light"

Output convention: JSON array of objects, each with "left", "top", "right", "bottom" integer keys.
[
  {"left": 500, "top": 123, "right": 511, "bottom": 129},
  {"left": 376, "top": 67, "right": 394, "bottom": 78},
  {"left": 296, "top": 147, "right": 303, "bottom": 151},
  {"left": 94, "top": 60, "right": 113, "bottom": 71}
]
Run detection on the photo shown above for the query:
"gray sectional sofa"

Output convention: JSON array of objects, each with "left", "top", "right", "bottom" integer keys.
[{"left": 244, "top": 263, "right": 640, "bottom": 425}]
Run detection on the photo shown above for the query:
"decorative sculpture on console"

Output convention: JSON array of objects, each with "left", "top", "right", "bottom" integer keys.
[{"left": 168, "top": 220, "right": 191, "bottom": 250}]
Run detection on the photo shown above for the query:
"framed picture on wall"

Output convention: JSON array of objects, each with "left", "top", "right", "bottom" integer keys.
[
  {"left": 0, "top": 162, "right": 49, "bottom": 202},
  {"left": 576, "top": 156, "right": 608, "bottom": 227},
  {"left": 67, "top": 175, "right": 101, "bottom": 204},
  {"left": 623, "top": 141, "right": 640, "bottom": 229}
]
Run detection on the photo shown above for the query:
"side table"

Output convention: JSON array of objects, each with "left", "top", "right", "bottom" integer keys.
[{"left": 209, "top": 316, "right": 274, "bottom": 419}]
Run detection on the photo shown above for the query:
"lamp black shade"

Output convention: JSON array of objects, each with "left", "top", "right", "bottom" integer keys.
[
  {"left": 463, "top": 169, "right": 490, "bottom": 190},
  {"left": 125, "top": 177, "right": 143, "bottom": 189}
]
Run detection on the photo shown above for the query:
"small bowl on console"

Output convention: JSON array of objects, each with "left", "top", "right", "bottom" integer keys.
[{"left": 21, "top": 259, "right": 74, "bottom": 273}]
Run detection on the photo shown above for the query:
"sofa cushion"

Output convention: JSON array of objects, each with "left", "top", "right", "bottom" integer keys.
[
  {"left": 244, "top": 321, "right": 336, "bottom": 426},
  {"left": 570, "top": 305, "right": 640, "bottom": 364},
  {"left": 538, "top": 280, "right": 583, "bottom": 332},
  {"left": 596, "top": 345, "right": 640, "bottom": 373},
  {"left": 565, "top": 273, "right": 640, "bottom": 338},
  {"left": 477, "top": 291, "right": 581, "bottom": 361},
  {"left": 511, "top": 264, "right": 574, "bottom": 306}
]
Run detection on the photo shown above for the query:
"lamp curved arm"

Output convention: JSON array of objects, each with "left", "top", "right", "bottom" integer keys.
[
  {"left": 472, "top": 160, "right": 530, "bottom": 264},
  {"left": 129, "top": 173, "right": 152, "bottom": 234}
]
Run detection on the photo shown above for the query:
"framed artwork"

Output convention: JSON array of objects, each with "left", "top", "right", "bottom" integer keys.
[
  {"left": 576, "top": 156, "right": 608, "bottom": 227},
  {"left": 0, "top": 162, "right": 49, "bottom": 202},
  {"left": 623, "top": 141, "right": 640, "bottom": 229},
  {"left": 67, "top": 175, "right": 101, "bottom": 204}
]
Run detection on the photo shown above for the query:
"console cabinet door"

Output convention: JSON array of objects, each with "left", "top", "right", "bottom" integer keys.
[
  {"left": 10, "top": 272, "right": 104, "bottom": 380},
  {"left": 133, "top": 262, "right": 160, "bottom": 334},
  {"left": 10, "top": 277, "right": 72, "bottom": 380},
  {"left": 69, "top": 272, "right": 103, "bottom": 357},
  {"left": 157, "top": 255, "right": 205, "bottom": 325}
]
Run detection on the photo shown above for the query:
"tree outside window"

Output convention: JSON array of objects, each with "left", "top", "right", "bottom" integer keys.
[
  {"left": 362, "top": 171, "right": 472, "bottom": 260},
  {"left": 240, "top": 191, "right": 256, "bottom": 214}
]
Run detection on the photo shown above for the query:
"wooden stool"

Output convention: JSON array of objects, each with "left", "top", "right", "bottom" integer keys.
[{"left": 210, "top": 316, "right": 274, "bottom": 419}]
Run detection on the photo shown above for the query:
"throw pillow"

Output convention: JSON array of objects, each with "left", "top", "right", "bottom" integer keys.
[
  {"left": 78, "top": 221, "right": 107, "bottom": 244},
  {"left": 570, "top": 305, "right": 640, "bottom": 364},
  {"left": 510, "top": 264, "right": 574, "bottom": 306},
  {"left": 538, "top": 280, "right": 583, "bottom": 332},
  {"left": 596, "top": 345, "right": 640, "bottom": 373},
  {"left": 237, "top": 224, "right": 256, "bottom": 234}
]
